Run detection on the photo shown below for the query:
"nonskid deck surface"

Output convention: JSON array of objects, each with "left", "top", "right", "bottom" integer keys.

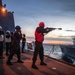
[{"left": 0, "top": 50, "right": 75, "bottom": 75}]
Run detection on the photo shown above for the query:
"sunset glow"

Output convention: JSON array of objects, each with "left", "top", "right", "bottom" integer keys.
[
  {"left": 44, "top": 40, "right": 73, "bottom": 45},
  {"left": 3, "top": 0, "right": 75, "bottom": 44}
]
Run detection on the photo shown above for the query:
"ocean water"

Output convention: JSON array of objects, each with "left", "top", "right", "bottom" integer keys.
[
  {"left": 43, "top": 44, "right": 63, "bottom": 59},
  {"left": 20, "top": 42, "right": 75, "bottom": 65},
  {"left": 20, "top": 42, "right": 63, "bottom": 59}
]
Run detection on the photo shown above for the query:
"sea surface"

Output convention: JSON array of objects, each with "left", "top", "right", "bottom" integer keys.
[{"left": 20, "top": 42, "right": 75, "bottom": 65}]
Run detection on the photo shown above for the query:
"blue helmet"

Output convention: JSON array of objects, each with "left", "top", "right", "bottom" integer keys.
[{"left": 15, "top": 25, "right": 21, "bottom": 29}]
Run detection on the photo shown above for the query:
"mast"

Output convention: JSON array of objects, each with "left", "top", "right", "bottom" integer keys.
[
  {"left": 0, "top": 0, "right": 2, "bottom": 11},
  {"left": 0, "top": 0, "right": 2, "bottom": 7}
]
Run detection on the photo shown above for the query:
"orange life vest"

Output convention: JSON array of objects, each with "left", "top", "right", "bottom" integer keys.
[{"left": 35, "top": 30, "right": 44, "bottom": 42}]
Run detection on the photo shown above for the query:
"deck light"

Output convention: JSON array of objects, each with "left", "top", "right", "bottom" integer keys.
[{"left": 1, "top": 7, "right": 6, "bottom": 13}]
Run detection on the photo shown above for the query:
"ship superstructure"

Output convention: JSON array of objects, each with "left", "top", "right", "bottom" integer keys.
[{"left": 0, "top": 0, "right": 15, "bottom": 33}]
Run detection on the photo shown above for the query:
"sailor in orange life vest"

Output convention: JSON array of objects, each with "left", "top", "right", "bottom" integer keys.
[{"left": 32, "top": 22, "right": 56, "bottom": 69}]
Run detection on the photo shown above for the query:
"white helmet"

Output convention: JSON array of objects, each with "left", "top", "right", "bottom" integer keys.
[
  {"left": 6, "top": 30, "right": 10, "bottom": 33},
  {"left": 0, "top": 26, "right": 2, "bottom": 30}
]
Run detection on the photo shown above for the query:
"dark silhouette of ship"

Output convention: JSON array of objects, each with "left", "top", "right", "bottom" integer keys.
[
  {"left": 60, "top": 38, "right": 75, "bottom": 63},
  {"left": 0, "top": 0, "right": 15, "bottom": 33}
]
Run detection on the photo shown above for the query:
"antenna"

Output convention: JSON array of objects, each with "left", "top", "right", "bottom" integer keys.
[
  {"left": 3, "top": 4, "right": 6, "bottom": 8},
  {"left": 0, "top": 0, "right": 2, "bottom": 7}
]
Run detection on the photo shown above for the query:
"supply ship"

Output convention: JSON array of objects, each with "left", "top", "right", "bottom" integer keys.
[{"left": 60, "top": 37, "right": 75, "bottom": 63}]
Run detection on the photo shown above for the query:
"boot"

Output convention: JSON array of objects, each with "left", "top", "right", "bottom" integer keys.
[
  {"left": 31, "top": 64, "right": 38, "bottom": 69},
  {"left": 40, "top": 62, "right": 47, "bottom": 65},
  {"left": 0, "top": 56, "right": 5, "bottom": 59},
  {"left": 7, "top": 61, "right": 13, "bottom": 65}
]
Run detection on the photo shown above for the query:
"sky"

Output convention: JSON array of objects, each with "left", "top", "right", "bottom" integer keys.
[{"left": 2, "top": 0, "right": 75, "bottom": 44}]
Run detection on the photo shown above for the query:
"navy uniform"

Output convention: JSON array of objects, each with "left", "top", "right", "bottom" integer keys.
[
  {"left": 22, "top": 34, "right": 26, "bottom": 53},
  {"left": 0, "top": 26, "right": 4, "bottom": 59},
  {"left": 7, "top": 25, "right": 24, "bottom": 65}
]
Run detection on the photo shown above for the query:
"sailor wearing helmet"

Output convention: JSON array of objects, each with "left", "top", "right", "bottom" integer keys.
[
  {"left": 32, "top": 22, "right": 56, "bottom": 69},
  {"left": 7, "top": 25, "right": 24, "bottom": 65},
  {"left": 0, "top": 26, "right": 5, "bottom": 59},
  {"left": 5, "top": 30, "right": 11, "bottom": 56}
]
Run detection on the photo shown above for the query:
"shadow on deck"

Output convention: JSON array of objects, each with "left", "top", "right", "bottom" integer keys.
[{"left": 0, "top": 50, "right": 75, "bottom": 75}]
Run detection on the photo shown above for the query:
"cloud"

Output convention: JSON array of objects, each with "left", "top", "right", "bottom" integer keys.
[
  {"left": 4, "top": 0, "right": 75, "bottom": 17},
  {"left": 3, "top": 0, "right": 75, "bottom": 38}
]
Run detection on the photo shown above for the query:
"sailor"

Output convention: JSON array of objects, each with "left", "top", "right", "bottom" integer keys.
[
  {"left": 0, "top": 26, "right": 5, "bottom": 59},
  {"left": 10, "top": 32, "right": 14, "bottom": 52},
  {"left": 5, "top": 30, "right": 11, "bottom": 56},
  {"left": 7, "top": 25, "right": 24, "bottom": 65},
  {"left": 32, "top": 22, "right": 56, "bottom": 69},
  {"left": 21, "top": 34, "right": 26, "bottom": 53}
]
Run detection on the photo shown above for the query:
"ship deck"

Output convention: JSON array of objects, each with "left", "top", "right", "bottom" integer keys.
[{"left": 0, "top": 50, "right": 75, "bottom": 75}]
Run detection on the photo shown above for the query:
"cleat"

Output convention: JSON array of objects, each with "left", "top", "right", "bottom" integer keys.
[{"left": 7, "top": 62, "right": 13, "bottom": 65}]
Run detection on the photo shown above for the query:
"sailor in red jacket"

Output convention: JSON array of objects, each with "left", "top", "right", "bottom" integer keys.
[{"left": 32, "top": 22, "right": 56, "bottom": 69}]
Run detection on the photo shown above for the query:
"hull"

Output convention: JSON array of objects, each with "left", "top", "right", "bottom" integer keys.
[{"left": 60, "top": 45, "right": 75, "bottom": 60}]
